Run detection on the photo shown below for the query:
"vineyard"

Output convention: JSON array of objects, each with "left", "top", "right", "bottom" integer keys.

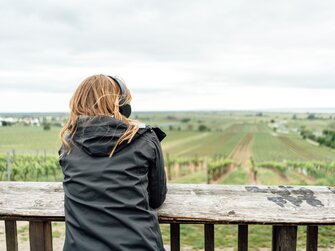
[
  {"left": 1, "top": 111, "right": 335, "bottom": 250},
  {"left": 0, "top": 152, "right": 235, "bottom": 184},
  {"left": 0, "top": 153, "right": 62, "bottom": 181}
]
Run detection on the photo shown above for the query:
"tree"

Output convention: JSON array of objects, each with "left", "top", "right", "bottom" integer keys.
[
  {"left": 181, "top": 118, "right": 191, "bottom": 123},
  {"left": 307, "top": 113, "right": 316, "bottom": 120},
  {"left": 198, "top": 124, "right": 208, "bottom": 132},
  {"left": 43, "top": 123, "right": 51, "bottom": 130}
]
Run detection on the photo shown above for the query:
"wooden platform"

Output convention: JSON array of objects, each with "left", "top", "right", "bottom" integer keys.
[
  {"left": 1, "top": 182, "right": 335, "bottom": 251},
  {"left": 1, "top": 182, "right": 335, "bottom": 224}
]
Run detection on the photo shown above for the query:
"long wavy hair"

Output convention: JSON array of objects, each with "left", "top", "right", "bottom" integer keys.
[{"left": 58, "top": 74, "right": 140, "bottom": 158}]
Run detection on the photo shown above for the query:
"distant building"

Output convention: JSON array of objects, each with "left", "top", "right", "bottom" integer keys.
[
  {"left": 0, "top": 117, "right": 18, "bottom": 126},
  {"left": 20, "top": 117, "right": 40, "bottom": 126}
]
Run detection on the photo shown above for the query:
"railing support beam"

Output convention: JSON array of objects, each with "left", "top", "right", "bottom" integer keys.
[
  {"left": 204, "top": 224, "right": 214, "bottom": 251},
  {"left": 238, "top": 224, "right": 248, "bottom": 251},
  {"left": 5, "top": 220, "right": 18, "bottom": 251},
  {"left": 306, "top": 225, "right": 318, "bottom": 251},
  {"left": 29, "top": 220, "right": 53, "bottom": 251},
  {"left": 272, "top": 225, "right": 297, "bottom": 251},
  {"left": 170, "top": 223, "right": 180, "bottom": 251}
]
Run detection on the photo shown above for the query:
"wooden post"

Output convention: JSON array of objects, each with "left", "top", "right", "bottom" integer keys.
[
  {"left": 306, "top": 225, "right": 318, "bottom": 251},
  {"left": 272, "top": 225, "right": 297, "bottom": 251},
  {"left": 190, "top": 162, "right": 195, "bottom": 174},
  {"left": 167, "top": 164, "right": 171, "bottom": 181},
  {"left": 11, "top": 148, "right": 15, "bottom": 162},
  {"left": 44, "top": 149, "right": 47, "bottom": 162},
  {"left": 238, "top": 224, "right": 248, "bottom": 251},
  {"left": 29, "top": 221, "right": 53, "bottom": 251},
  {"left": 205, "top": 156, "right": 209, "bottom": 184},
  {"left": 5, "top": 220, "right": 18, "bottom": 251},
  {"left": 166, "top": 153, "right": 172, "bottom": 181},
  {"left": 7, "top": 151, "right": 11, "bottom": 181},
  {"left": 170, "top": 223, "right": 180, "bottom": 251},
  {"left": 204, "top": 224, "right": 214, "bottom": 251},
  {"left": 174, "top": 163, "right": 180, "bottom": 179}
]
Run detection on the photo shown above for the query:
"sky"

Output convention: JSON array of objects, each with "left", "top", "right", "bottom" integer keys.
[{"left": 0, "top": 0, "right": 335, "bottom": 113}]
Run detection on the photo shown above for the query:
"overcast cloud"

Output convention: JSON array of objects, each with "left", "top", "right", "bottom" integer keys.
[{"left": 0, "top": 0, "right": 335, "bottom": 112}]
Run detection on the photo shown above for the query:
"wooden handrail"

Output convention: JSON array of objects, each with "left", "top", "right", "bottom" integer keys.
[{"left": 1, "top": 182, "right": 335, "bottom": 251}]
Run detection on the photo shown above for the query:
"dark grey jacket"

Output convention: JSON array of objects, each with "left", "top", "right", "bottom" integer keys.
[{"left": 58, "top": 115, "right": 168, "bottom": 251}]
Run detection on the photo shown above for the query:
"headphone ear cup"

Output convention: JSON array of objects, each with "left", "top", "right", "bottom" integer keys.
[
  {"left": 107, "top": 75, "right": 131, "bottom": 117},
  {"left": 119, "top": 104, "right": 131, "bottom": 118}
]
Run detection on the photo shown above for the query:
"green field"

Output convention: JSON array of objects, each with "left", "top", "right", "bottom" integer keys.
[
  {"left": 0, "top": 125, "right": 61, "bottom": 153},
  {"left": 1, "top": 112, "right": 334, "bottom": 160},
  {"left": 1, "top": 111, "right": 335, "bottom": 250}
]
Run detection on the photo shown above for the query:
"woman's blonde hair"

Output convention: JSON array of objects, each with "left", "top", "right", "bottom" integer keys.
[{"left": 58, "top": 74, "right": 140, "bottom": 158}]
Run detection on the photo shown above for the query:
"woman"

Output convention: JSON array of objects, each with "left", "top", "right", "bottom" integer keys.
[{"left": 58, "top": 74, "right": 168, "bottom": 251}]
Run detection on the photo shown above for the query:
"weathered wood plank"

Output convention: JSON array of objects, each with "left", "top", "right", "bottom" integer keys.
[
  {"left": 170, "top": 223, "right": 180, "bottom": 251},
  {"left": 272, "top": 225, "right": 297, "bottom": 251},
  {"left": 158, "top": 184, "right": 335, "bottom": 225},
  {"left": 238, "top": 224, "right": 248, "bottom": 251},
  {"left": 1, "top": 182, "right": 335, "bottom": 225},
  {"left": 0, "top": 182, "right": 64, "bottom": 219},
  {"left": 5, "top": 220, "right": 18, "bottom": 251},
  {"left": 29, "top": 221, "right": 53, "bottom": 251},
  {"left": 204, "top": 224, "right": 214, "bottom": 251},
  {"left": 306, "top": 225, "right": 318, "bottom": 251}
]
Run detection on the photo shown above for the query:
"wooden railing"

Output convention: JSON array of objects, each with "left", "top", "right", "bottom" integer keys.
[{"left": 1, "top": 182, "right": 335, "bottom": 251}]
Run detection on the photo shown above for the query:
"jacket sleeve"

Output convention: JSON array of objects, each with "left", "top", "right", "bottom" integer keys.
[
  {"left": 148, "top": 132, "right": 168, "bottom": 209},
  {"left": 58, "top": 145, "right": 63, "bottom": 166}
]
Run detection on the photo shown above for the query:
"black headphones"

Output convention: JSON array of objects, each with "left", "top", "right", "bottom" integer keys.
[{"left": 107, "top": 75, "right": 132, "bottom": 118}]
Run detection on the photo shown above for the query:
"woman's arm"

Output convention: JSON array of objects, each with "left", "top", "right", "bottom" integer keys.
[{"left": 148, "top": 132, "right": 168, "bottom": 209}]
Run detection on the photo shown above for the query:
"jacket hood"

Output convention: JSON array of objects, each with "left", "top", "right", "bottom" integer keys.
[{"left": 69, "top": 115, "right": 166, "bottom": 157}]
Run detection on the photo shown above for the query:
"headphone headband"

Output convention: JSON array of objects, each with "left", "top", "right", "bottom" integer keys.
[
  {"left": 107, "top": 75, "right": 132, "bottom": 118},
  {"left": 108, "top": 76, "right": 126, "bottom": 102}
]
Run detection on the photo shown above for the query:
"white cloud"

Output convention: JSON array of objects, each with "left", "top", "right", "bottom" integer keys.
[{"left": 0, "top": 0, "right": 335, "bottom": 112}]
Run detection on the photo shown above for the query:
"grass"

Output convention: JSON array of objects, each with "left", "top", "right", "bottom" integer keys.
[
  {"left": 217, "top": 167, "right": 249, "bottom": 185},
  {"left": 252, "top": 130, "right": 302, "bottom": 162},
  {"left": 0, "top": 125, "right": 61, "bottom": 154},
  {"left": 170, "top": 170, "right": 207, "bottom": 184},
  {"left": 2, "top": 119, "right": 334, "bottom": 161},
  {"left": 251, "top": 126, "right": 335, "bottom": 162},
  {"left": 280, "top": 134, "right": 335, "bottom": 161},
  {"left": 285, "top": 169, "right": 314, "bottom": 185},
  {"left": 1, "top": 112, "right": 335, "bottom": 250},
  {"left": 17, "top": 225, "right": 29, "bottom": 241},
  {"left": 256, "top": 167, "right": 289, "bottom": 185},
  {"left": 161, "top": 224, "right": 335, "bottom": 250}
]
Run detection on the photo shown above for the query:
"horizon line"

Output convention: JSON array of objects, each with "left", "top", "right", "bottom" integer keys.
[{"left": 1, "top": 107, "right": 335, "bottom": 115}]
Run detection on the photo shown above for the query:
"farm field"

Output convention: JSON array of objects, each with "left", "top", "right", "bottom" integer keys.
[
  {"left": 1, "top": 111, "right": 334, "bottom": 159},
  {"left": 0, "top": 111, "right": 335, "bottom": 250}
]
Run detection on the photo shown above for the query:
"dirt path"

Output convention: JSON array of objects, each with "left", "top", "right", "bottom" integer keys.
[
  {"left": 212, "top": 133, "right": 255, "bottom": 184},
  {"left": 179, "top": 124, "right": 245, "bottom": 157},
  {"left": 287, "top": 168, "right": 317, "bottom": 185},
  {"left": 210, "top": 163, "right": 235, "bottom": 184},
  {"left": 228, "top": 133, "right": 254, "bottom": 167},
  {"left": 273, "top": 168, "right": 289, "bottom": 182}
]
